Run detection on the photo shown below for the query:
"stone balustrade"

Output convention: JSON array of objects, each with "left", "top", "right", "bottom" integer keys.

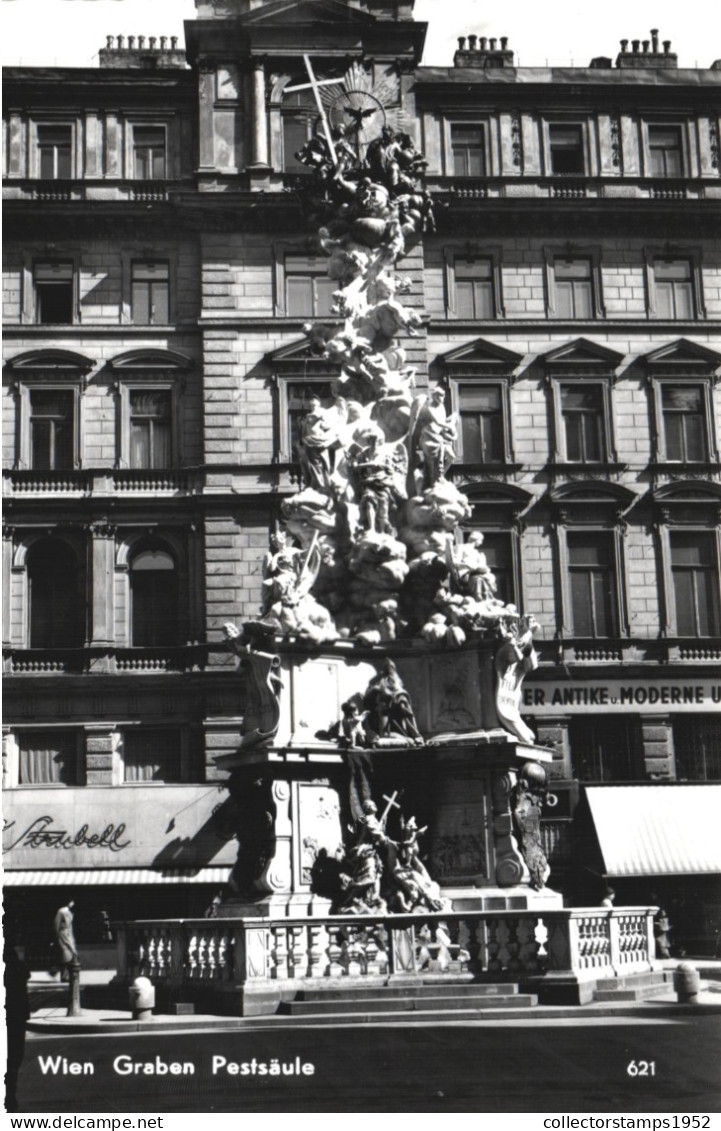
[{"left": 116, "top": 908, "right": 655, "bottom": 1007}]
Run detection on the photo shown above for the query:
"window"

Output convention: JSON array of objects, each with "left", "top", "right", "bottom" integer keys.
[
  {"left": 569, "top": 717, "right": 642, "bottom": 781},
  {"left": 674, "top": 719, "right": 721, "bottom": 781},
  {"left": 454, "top": 259, "right": 494, "bottom": 319},
  {"left": 553, "top": 259, "right": 594, "bottom": 319},
  {"left": 130, "top": 546, "right": 178, "bottom": 647},
  {"left": 661, "top": 385, "right": 707, "bottom": 462},
  {"left": 129, "top": 390, "right": 172, "bottom": 468},
  {"left": 133, "top": 126, "right": 166, "bottom": 180},
  {"left": 18, "top": 730, "right": 82, "bottom": 786},
  {"left": 567, "top": 531, "right": 618, "bottom": 637},
  {"left": 29, "top": 389, "right": 75, "bottom": 470},
  {"left": 548, "top": 125, "right": 584, "bottom": 174},
  {"left": 450, "top": 125, "right": 486, "bottom": 176},
  {"left": 37, "top": 125, "right": 72, "bottom": 179},
  {"left": 284, "top": 256, "right": 335, "bottom": 317},
  {"left": 653, "top": 260, "right": 694, "bottom": 319},
  {"left": 458, "top": 385, "right": 505, "bottom": 463},
  {"left": 670, "top": 532, "right": 720, "bottom": 637},
  {"left": 282, "top": 89, "right": 316, "bottom": 174},
  {"left": 561, "top": 385, "right": 605, "bottom": 462},
  {"left": 27, "top": 539, "right": 84, "bottom": 649},
  {"left": 123, "top": 729, "right": 180, "bottom": 783},
  {"left": 131, "top": 261, "right": 169, "bottom": 325},
  {"left": 648, "top": 126, "right": 683, "bottom": 177},
  {"left": 286, "top": 380, "right": 335, "bottom": 457},
  {"left": 34, "top": 262, "right": 74, "bottom": 324}
]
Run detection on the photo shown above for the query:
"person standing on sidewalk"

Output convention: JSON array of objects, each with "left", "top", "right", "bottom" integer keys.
[{"left": 53, "top": 899, "right": 78, "bottom": 982}]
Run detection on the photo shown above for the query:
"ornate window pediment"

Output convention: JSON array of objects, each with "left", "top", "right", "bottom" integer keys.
[
  {"left": 243, "top": 0, "right": 375, "bottom": 25},
  {"left": 642, "top": 338, "right": 721, "bottom": 378},
  {"left": 541, "top": 338, "right": 624, "bottom": 374},
  {"left": 550, "top": 480, "right": 637, "bottom": 521},
  {"left": 437, "top": 338, "right": 522, "bottom": 373}
]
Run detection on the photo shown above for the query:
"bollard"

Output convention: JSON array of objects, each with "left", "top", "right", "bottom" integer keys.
[
  {"left": 66, "top": 959, "right": 82, "bottom": 1018},
  {"left": 673, "top": 962, "right": 700, "bottom": 1003},
  {"left": 129, "top": 976, "right": 155, "bottom": 1021}
]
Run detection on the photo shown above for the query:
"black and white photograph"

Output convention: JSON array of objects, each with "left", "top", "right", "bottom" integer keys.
[{"left": 2, "top": 0, "right": 720, "bottom": 1118}]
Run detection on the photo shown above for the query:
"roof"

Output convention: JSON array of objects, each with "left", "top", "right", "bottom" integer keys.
[{"left": 585, "top": 785, "right": 721, "bottom": 877}]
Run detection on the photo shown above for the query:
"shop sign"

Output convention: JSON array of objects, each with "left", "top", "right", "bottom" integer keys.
[
  {"left": 2, "top": 785, "right": 239, "bottom": 871},
  {"left": 523, "top": 678, "right": 721, "bottom": 715}
]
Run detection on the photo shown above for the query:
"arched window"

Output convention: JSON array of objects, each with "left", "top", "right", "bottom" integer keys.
[
  {"left": 27, "top": 539, "right": 84, "bottom": 648},
  {"left": 130, "top": 544, "right": 178, "bottom": 647}
]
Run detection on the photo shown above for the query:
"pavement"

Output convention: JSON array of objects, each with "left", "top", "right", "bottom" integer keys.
[{"left": 25, "top": 960, "right": 721, "bottom": 1035}]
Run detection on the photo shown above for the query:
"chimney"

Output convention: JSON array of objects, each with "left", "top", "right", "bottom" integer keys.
[
  {"left": 453, "top": 32, "right": 514, "bottom": 67},
  {"left": 616, "top": 30, "right": 678, "bottom": 68}
]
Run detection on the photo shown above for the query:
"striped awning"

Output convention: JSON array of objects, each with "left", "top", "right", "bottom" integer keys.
[
  {"left": 585, "top": 785, "right": 721, "bottom": 877},
  {"left": 2, "top": 867, "right": 232, "bottom": 887}
]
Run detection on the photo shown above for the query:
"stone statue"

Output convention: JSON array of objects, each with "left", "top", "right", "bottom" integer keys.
[
  {"left": 409, "top": 386, "right": 458, "bottom": 491},
  {"left": 349, "top": 430, "right": 402, "bottom": 537},
  {"left": 223, "top": 621, "right": 282, "bottom": 747},
  {"left": 449, "top": 532, "right": 497, "bottom": 601},
  {"left": 362, "top": 659, "right": 424, "bottom": 746},
  {"left": 338, "top": 799, "right": 389, "bottom": 914},
  {"left": 494, "top": 614, "right": 540, "bottom": 744},
  {"left": 389, "top": 816, "right": 446, "bottom": 912},
  {"left": 53, "top": 901, "right": 78, "bottom": 981},
  {"left": 297, "top": 396, "right": 346, "bottom": 491},
  {"left": 511, "top": 762, "right": 550, "bottom": 890}
]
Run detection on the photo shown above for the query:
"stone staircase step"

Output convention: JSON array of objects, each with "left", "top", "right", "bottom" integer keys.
[
  {"left": 291, "top": 982, "right": 519, "bottom": 1002},
  {"left": 281, "top": 993, "right": 537, "bottom": 1015},
  {"left": 277, "top": 999, "right": 539, "bottom": 1023}
]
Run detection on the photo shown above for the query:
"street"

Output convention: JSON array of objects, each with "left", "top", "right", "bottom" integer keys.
[{"left": 15, "top": 1016, "right": 721, "bottom": 1113}]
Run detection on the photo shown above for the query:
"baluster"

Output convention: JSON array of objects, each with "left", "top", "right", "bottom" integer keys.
[
  {"left": 486, "top": 919, "right": 502, "bottom": 974},
  {"left": 187, "top": 933, "right": 198, "bottom": 977},
  {"left": 197, "top": 933, "right": 208, "bottom": 977},
  {"left": 306, "top": 923, "right": 327, "bottom": 980},
  {"left": 505, "top": 917, "right": 522, "bottom": 975},
  {"left": 435, "top": 921, "right": 453, "bottom": 972},
  {"left": 271, "top": 925, "right": 289, "bottom": 980},
  {"left": 207, "top": 933, "right": 217, "bottom": 978},
  {"left": 327, "top": 926, "right": 343, "bottom": 978},
  {"left": 516, "top": 916, "right": 539, "bottom": 972},
  {"left": 287, "top": 926, "right": 304, "bottom": 978},
  {"left": 146, "top": 932, "right": 157, "bottom": 978},
  {"left": 373, "top": 925, "right": 389, "bottom": 976},
  {"left": 364, "top": 929, "right": 380, "bottom": 975}
]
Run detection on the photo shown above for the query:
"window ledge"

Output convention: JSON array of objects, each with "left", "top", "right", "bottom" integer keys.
[{"left": 547, "top": 461, "right": 628, "bottom": 478}]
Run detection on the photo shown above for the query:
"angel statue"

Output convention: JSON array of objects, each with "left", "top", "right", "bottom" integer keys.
[{"left": 408, "top": 385, "right": 458, "bottom": 492}]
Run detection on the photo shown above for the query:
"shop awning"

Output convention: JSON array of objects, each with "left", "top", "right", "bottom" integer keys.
[
  {"left": 2, "top": 867, "right": 232, "bottom": 887},
  {"left": 585, "top": 785, "right": 721, "bottom": 877}
]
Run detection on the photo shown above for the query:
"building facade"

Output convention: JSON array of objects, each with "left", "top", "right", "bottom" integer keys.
[{"left": 3, "top": 0, "right": 720, "bottom": 957}]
